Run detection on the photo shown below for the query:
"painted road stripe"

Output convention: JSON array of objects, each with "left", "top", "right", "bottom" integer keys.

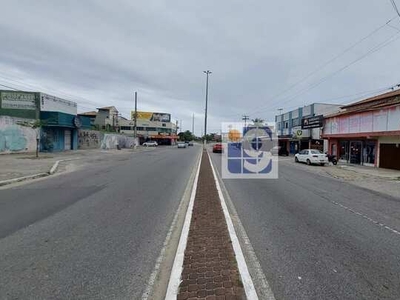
[
  {"left": 207, "top": 152, "right": 260, "bottom": 300},
  {"left": 210, "top": 154, "right": 276, "bottom": 300},
  {"left": 164, "top": 153, "right": 202, "bottom": 299}
]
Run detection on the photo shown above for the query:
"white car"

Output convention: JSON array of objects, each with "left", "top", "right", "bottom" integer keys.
[
  {"left": 177, "top": 142, "right": 187, "bottom": 148},
  {"left": 295, "top": 149, "right": 329, "bottom": 166},
  {"left": 143, "top": 141, "right": 158, "bottom": 147}
]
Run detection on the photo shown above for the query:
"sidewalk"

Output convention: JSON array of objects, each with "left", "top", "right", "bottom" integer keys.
[
  {"left": 0, "top": 147, "right": 152, "bottom": 184},
  {"left": 177, "top": 152, "right": 245, "bottom": 299},
  {"left": 336, "top": 163, "right": 400, "bottom": 179}
]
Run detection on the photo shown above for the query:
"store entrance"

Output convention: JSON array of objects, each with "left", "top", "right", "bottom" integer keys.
[{"left": 350, "top": 141, "right": 362, "bottom": 164}]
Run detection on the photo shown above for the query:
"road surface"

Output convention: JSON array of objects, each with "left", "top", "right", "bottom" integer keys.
[
  {"left": 0, "top": 146, "right": 201, "bottom": 300},
  {"left": 210, "top": 153, "right": 400, "bottom": 300}
]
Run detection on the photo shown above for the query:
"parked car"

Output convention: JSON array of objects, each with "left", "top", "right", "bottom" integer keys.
[
  {"left": 295, "top": 149, "right": 329, "bottom": 166},
  {"left": 212, "top": 143, "right": 223, "bottom": 153},
  {"left": 143, "top": 141, "right": 158, "bottom": 147},
  {"left": 177, "top": 142, "right": 187, "bottom": 148},
  {"left": 188, "top": 141, "right": 194, "bottom": 146},
  {"left": 270, "top": 146, "right": 289, "bottom": 156}
]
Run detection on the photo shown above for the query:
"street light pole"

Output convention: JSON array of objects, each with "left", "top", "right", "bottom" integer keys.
[
  {"left": 134, "top": 92, "right": 138, "bottom": 148},
  {"left": 203, "top": 70, "right": 211, "bottom": 148}
]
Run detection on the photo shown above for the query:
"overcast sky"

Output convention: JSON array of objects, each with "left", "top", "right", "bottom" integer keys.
[{"left": 1, "top": 0, "right": 400, "bottom": 135}]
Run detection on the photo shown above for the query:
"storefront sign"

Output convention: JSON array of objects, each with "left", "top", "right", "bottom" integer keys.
[
  {"left": 40, "top": 93, "right": 77, "bottom": 115},
  {"left": 131, "top": 111, "right": 171, "bottom": 122},
  {"left": 73, "top": 116, "right": 82, "bottom": 128},
  {"left": 296, "top": 130, "right": 303, "bottom": 137},
  {"left": 302, "top": 115, "right": 323, "bottom": 129},
  {"left": 1, "top": 91, "right": 36, "bottom": 110}
]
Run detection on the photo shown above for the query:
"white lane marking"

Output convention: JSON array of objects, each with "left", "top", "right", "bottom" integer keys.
[
  {"left": 164, "top": 154, "right": 202, "bottom": 300},
  {"left": 330, "top": 200, "right": 400, "bottom": 236},
  {"left": 207, "top": 152, "right": 260, "bottom": 300},
  {"left": 141, "top": 151, "right": 202, "bottom": 300},
  {"left": 210, "top": 155, "right": 276, "bottom": 300}
]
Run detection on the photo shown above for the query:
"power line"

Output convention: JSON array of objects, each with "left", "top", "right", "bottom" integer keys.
[
  {"left": 0, "top": 83, "right": 18, "bottom": 90},
  {"left": 390, "top": 0, "right": 400, "bottom": 18},
  {"left": 240, "top": 17, "right": 398, "bottom": 118},
  {"left": 253, "top": 30, "right": 400, "bottom": 116}
]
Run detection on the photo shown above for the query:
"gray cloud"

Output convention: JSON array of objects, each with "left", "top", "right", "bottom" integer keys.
[{"left": 0, "top": 0, "right": 399, "bottom": 134}]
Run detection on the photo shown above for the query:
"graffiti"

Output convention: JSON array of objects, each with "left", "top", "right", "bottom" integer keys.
[
  {"left": 101, "top": 134, "right": 135, "bottom": 150},
  {"left": 0, "top": 126, "right": 27, "bottom": 151},
  {"left": 78, "top": 130, "right": 102, "bottom": 149},
  {"left": 0, "top": 116, "right": 37, "bottom": 153}
]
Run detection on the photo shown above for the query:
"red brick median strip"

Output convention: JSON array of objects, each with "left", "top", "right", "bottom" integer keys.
[{"left": 177, "top": 151, "right": 245, "bottom": 300}]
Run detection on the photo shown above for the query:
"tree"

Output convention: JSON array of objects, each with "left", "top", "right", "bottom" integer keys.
[
  {"left": 251, "top": 118, "right": 264, "bottom": 126},
  {"left": 17, "top": 119, "right": 48, "bottom": 158},
  {"left": 178, "top": 130, "right": 194, "bottom": 142}
]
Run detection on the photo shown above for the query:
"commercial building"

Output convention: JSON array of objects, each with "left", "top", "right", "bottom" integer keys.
[
  {"left": 0, "top": 90, "right": 83, "bottom": 153},
  {"left": 275, "top": 103, "right": 341, "bottom": 154},
  {"left": 323, "top": 89, "right": 400, "bottom": 170},
  {"left": 77, "top": 111, "right": 97, "bottom": 128},
  {"left": 119, "top": 111, "right": 178, "bottom": 145}
]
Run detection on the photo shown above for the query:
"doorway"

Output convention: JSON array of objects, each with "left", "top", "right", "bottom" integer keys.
[{"left": 350, "top": 141, "right": 362, "bottom": 164}]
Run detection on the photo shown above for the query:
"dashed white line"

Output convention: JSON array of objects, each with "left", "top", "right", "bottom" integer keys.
[{"left": 330, "top": 200, "right": 400, "bottom": 236}]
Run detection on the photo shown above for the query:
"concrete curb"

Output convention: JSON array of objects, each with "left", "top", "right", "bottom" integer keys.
[
  {"left": 0, "top": 159, "right": 63, "bottom": 187},
  {"left": 49, "top": 160, "right": 62, "bottom": 175},
  {"left": 0, "top": 173, "right": 49, "bottom": 187}
]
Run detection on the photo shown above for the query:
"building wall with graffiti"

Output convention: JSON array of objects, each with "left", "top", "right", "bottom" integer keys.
[
  {"left": 0, "top": 116, "right": 37, "bottom": 154},
  {"left": 78, "top": 130, "right": 103, "bottom": 149}
]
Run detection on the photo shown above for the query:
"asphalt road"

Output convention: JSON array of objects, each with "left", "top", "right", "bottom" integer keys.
[
  {"left": 210, "top": 153, "right": 400, "bottom": 300},
  {"left": 0, "top": 146, "right": 201, "bottom": 300}
]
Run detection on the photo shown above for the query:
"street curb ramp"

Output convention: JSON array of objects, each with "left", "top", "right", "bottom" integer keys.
[{"left": 0, "top": 160, "right": 62, "bottom": 187}]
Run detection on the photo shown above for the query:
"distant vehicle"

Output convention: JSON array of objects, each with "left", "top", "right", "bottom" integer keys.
[
  {"left": 188, "top": 141, "right": 194, "bottom": 146},
  {"left": 270, "top": 146, "right": 289, "bottom": 156},
  {"left": 177, "top": 142, "right": 187, "bottom": 148},
  {"left": 212, "top": 143, "right": 223, "bottom": 153},
  {"left": 143, "top": 141, "right": 158, "bottom": 147},
  {"left": 295, "top": 149, "right": 328, "bottom": 166}
]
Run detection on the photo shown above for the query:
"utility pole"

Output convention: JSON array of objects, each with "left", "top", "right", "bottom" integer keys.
[
  {"left": 134, "top": 92, "right": 138, "bottom": 148},
  {"left": 242, "top": 115, "right": 249, "bottom": 128},
  {"left": 203, "top": 70, "right": 212, "bottom": 147},
  {"left": 180, "top": 120, "right": 182, "bottom": 133},
  {"left": 192, "top": 114, "right": 195, "bottom": 135}
]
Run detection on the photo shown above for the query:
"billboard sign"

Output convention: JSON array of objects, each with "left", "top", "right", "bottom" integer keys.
[
  {"left": 131, "top": 111, "right": 171, "bottom": 122},
  {"left": 40, "top": 93, "right": 77, "bottom": 115},
  {"left": 301, "top": 115, "right": 323, "bottom": 129},
  {"left": 0, "top": 91, "right": 36, "bottom": 110}
]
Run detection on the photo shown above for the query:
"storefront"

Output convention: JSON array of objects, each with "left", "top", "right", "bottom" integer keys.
[
  {"left": 39, "top": 93, "right": 80, "bottom": 152},
  {"left": 328, "top": 138, "right": 377, "bottom": 166},
  {"left": 323, "top": 88, "right": 400, "bottom": 170},
  {"left": 40, "top": 112, "right": 80, "bottom": 151}
]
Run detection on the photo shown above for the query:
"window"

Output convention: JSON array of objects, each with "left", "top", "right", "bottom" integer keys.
[
  {"left": 162, "top": 123, "right": 166, "bottom": 127},
  {"left": 285, "top": 122, "right": 288, "bottom": 129},
  {"left": 120, "top": 126, "right": 131, "bottom": 130},
  {"left": 146, "top": 127, "right": 157, "bottom": 131}
]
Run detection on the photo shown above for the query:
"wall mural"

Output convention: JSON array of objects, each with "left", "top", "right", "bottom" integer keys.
[{"left": 0, "top": 116, "right": 37, "bottom": 153}]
